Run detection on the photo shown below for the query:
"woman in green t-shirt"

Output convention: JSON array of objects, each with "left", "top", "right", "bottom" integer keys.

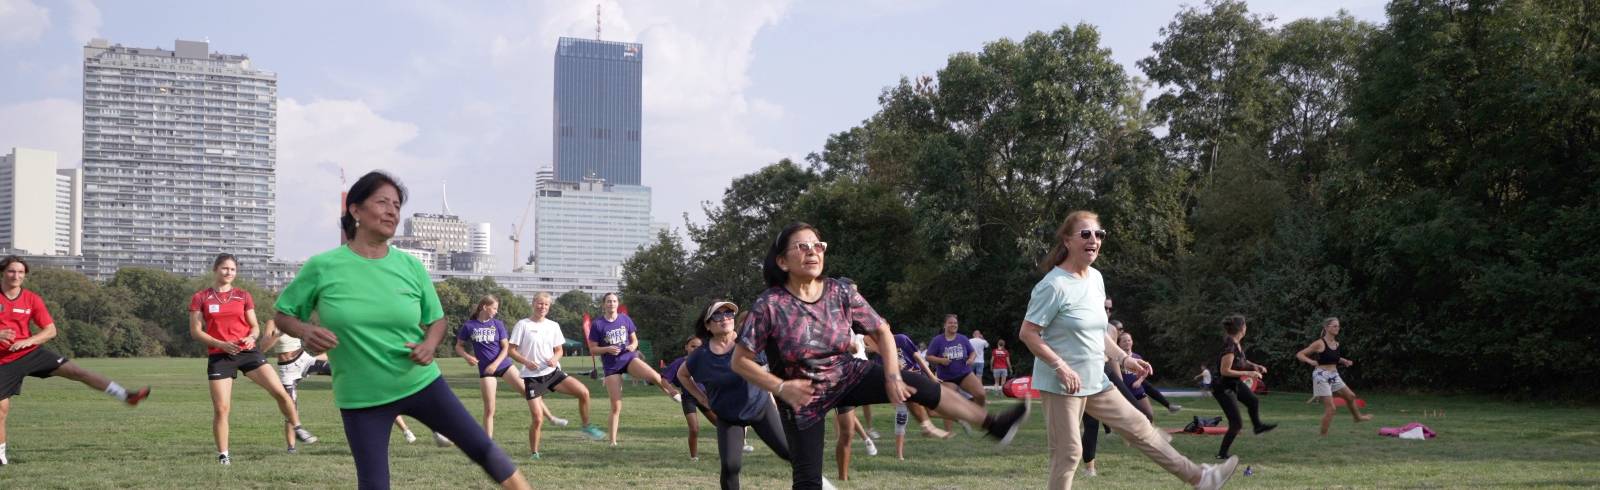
[
  {"left": 1017, "top": 210, "right": 1236, "bottom": 490},
  {"left": 274, "top": 171, "right": 529, "bottom": 490}
]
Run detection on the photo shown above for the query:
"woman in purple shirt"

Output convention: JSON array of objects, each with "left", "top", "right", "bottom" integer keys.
[
  {"left": 586, "top": 292, "right": 679, "bottom": 445},
  {"left": 454, "top": 295, "right": 526, "bottom": 439},
  {"left": 731, "top": 222, "right": 1029, "bottom": 489}
]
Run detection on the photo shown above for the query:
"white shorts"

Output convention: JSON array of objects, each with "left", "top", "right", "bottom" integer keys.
[
  {"left": 1312, "top": 369, "right": 1347, "bottom": 397},
  {"left": 278, "top": 351, "right": 316, "bottom": 386}
]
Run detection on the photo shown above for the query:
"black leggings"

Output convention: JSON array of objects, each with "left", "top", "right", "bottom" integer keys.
[
  {"left": 716, "top": 398, "right": 791, "bottom": 490},
  {"left": 781, "top": 364, "right": 943, "bottom": 489},
  {"left": 1145, "top": 384, "right": 1173, "bottom": 409},
  {"left": 340, "top": 376, "right": 517, "bottom": 489},
  {"left": 1081, "top": 361, "right": 1140, "bottom": 462},
  {"left": 1212, "top": 378, "right": 1264, "bottom": 457}
]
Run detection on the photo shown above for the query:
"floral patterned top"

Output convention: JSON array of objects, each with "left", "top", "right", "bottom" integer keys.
[{"left": 738, "top": 277, "right": 884, "bottom": 429}]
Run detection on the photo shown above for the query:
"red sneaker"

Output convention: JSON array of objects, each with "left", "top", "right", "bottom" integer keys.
[{"left": 125, "top": 386, "right": 151, "bottom": 406}]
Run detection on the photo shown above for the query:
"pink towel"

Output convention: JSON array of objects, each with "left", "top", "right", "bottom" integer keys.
[{"left": 1378, "top": 422, "right": 1436, "bottom": 439}]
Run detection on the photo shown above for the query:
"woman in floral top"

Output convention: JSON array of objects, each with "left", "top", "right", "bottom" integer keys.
[{"left": 731, "top": 222, "right": 1029, "bottom": 489}]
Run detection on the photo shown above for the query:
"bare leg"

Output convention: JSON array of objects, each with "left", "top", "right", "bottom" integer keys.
[
  {"left": 0, "top": 398, "right": 9, "bottom": 445},
  {"left": 836, "top": 411, "right": 855, "bottom": 480},
  {"left": 242, "top": 366, "right": 301, "bottom": 448},
  {"left": 527, "top": 397, "right": 546, "bottom": 454},
  {"left": 554, "top": 377, "right": 594, "bottom": 427},
  {"left": 684, "top": 412, "right": 701, "bottom": 459},
  {"left": 208, "top": 379, "right": 234, "bottom": 453},
  {"left": 604, "top": 374, "right": 623, "bottom": 444},
  {"left": 49, "top": 361, "right": 112, "bottom": 391},
  {"left": 1338, "top": 387, "right": 1372, "bottom": 422},
  {"left": 958, "top": 374, "right": 987, "bottom": 407},
  {"left": 500, "top": 470, "right": 532, "bottom": 490},
  {"left": 479, "top": 376, "right": 499, "bottom": 438},
  {"left": 625, "top": 358, "right": 678, "bottom": 399},
  {"left": 1319, "top": 396, "right": 1336, "bottom": 435}
]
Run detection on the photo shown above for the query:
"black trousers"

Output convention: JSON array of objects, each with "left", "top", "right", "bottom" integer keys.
[
  {"left": 1212, "top": 378, "right": 1264, "bottom": 457},
  {"left": 781, "top": 364, "right": 943, "bottom": 489}
]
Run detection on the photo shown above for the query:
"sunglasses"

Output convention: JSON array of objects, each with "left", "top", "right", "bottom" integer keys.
[
  {"left": 709, "top": 311, "right": 736, "bottom": 322},
  {"left": 1077, "top": 229, "right": 1107, "bottom": 240},
  {"left": 790, "top": 241, "right": 828, "bottom": 254}
]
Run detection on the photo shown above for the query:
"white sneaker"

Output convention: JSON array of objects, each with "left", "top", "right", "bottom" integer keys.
[
  {"left": 672, "top": 392, "right": 683, "bottom": 403},
  {"left": 867, "top": 428, "right": 882, "bottom": 440},
  {"left": 821, "top": 476, "right": 838, "bottom": 490},
  {"left": 404, "top": 430, "right": 417, "bottom": 443},
  {"left": 743, "top": 444, "right": 755, "bottom": 453},
  {"left": 1083, "top": 466, "right": 1097, "bottom": 477},
  {"left": 1, "top": 450, "right": 8, "bottom": 465},
  {"left": 864, "top": 437, "right": 878, "bottom": 456},
  {"left": 433, "top": 433, "right": 453, "bottom": 447},
  {"left": 549, "top": 415, "right": 571, "bottom": 427},
  {"left": 1195, "top": 455, "right": 1239, "bottom": 490},
  {"left": 1169, "top": 404, "right": 1184, "bottom": 414}
]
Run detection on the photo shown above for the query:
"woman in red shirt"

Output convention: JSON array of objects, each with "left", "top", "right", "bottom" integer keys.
[
  {"left": 0, "top": 255, "right": 150, "bottom": 466},
  {"left": 190, "top": 253, "right": 317, "bottom": 464},
  {"left": 991, "top": 339, "right": 1012, "bottom": 387}
]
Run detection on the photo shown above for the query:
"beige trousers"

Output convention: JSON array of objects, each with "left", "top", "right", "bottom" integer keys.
[{"left": 1042, "top": 389, "right": 1203, "bottom": 489}]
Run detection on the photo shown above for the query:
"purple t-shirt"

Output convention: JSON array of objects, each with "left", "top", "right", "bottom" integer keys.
[
  {"left": 738, "top": 278, "right": 884, "bottom": 430},
  {"left": 1123, "top": 352, "right": 1148, "bottom": 398},
  {"left": 458, "top": 318, "right": 511, "bottom": 374},
  {"left": 664, "top": 355, "right": 703, "bottom": 391},
  {"left": 894, "top": 334, "right": 923, "bottom": 373},
  {"left": 927, "top": 333, "right": 975, "bottom": 381},
  {"left": 588, "top": 313, "right": 639, "bottom": 375}
]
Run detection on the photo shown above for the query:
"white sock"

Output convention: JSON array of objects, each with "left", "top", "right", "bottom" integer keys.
[
  {"left": 105, "top": 382, "right": 128, "bottom": 401},
  {"left": 219, "top": 450, "right": 229, "bottom": 457}
]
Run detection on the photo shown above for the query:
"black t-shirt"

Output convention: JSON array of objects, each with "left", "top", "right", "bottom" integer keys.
[{"left": 1217, "top": 337, "right": 1250, "bottom": 379}]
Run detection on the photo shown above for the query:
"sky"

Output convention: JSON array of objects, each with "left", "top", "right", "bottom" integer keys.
[{"left": 0, "top": 0, "right": 1387, "bottom": 270}]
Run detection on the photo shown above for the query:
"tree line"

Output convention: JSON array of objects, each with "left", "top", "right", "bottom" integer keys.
[{"left": 618, "top": 0, "right": 1599, "bottom": 398}]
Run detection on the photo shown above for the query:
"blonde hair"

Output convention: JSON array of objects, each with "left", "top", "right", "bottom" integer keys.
[{"left": 1040, "top": 210, "right": 1100, "bottom": 272}]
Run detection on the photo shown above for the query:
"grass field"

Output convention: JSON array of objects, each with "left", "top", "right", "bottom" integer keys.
[{"left": 1, "top": 357, "right": 1597, "bottom": 489}]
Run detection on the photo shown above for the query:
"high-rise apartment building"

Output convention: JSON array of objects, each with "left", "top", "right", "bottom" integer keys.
[
  {"left": 533, "top": 168, "right": 653, "bottom": 277},
  {"left": 553, "top": 37, "right": 642, "bottom": 186},
  {"left": 0, "top": 148, "right": 80, "bottom": 255},
  {"left": 404, "top": 213, "right": 472, "bottom": 256},
  {"left": 80, "top": 39, "right": 277, "bottom": 276}
]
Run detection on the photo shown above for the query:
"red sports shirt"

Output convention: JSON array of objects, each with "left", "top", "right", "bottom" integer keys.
[
  {"left": 0, "top": 289, "right": 54, "bottom": 365},
  {"left": 991, "top": 348, "right": 1011, "bottom": 369},
  {"left": 189, "top": 287, "right": 256, "bottom": 355}
]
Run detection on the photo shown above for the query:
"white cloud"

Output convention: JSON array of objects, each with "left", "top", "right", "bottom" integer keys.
[
  {"left": 63, "top": 0, "right": 99, "bottom": 43},
  {"left": 276, "top": 98, "right": 441, "bottom": 259},
  {"left": 0, "top": 98, "right": 81, "bottom": 166},
  {"left": 0, "top": 0, "right": 50, "bottom": 44}
]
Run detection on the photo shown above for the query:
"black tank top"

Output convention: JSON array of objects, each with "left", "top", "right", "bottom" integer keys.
[{"left": 1315, "top": 338, "right": 1342, "bottom": 365}]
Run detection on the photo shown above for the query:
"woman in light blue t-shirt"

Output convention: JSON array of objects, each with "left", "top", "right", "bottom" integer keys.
[{"left": 1017, "top": 210, "right": 1237, "bottom": 490}]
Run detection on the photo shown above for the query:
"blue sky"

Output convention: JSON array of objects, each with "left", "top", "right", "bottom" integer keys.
[{"left": 0, "top": 0, "right": 1385, "bottom": 270}]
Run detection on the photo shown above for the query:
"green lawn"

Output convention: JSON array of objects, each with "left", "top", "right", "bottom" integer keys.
[{"left": 1, "top": 358, "right": 1597, "bottom": 488}]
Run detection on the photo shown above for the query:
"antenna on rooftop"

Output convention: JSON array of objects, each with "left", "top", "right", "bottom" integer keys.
[{"left": 596, "top": 4, "right": 602, "bottom": 40}]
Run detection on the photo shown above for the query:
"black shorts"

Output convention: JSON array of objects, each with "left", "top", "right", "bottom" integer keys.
[
  {"left": 207, "top": 350, "right": 268, "bottom": 380},
  {"left": 523, "top": 370, "right": 570, "bottom": 400},
  {"left": 0, "top": 348, "right": 68, "bottom": 400},
  {"left": 680, "top": 393, "right": 711, "bottom": 416},
  {"left": 479, "top": 362, "right": 512, "bottom": 378}
]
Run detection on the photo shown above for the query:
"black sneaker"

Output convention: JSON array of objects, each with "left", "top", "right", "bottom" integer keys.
[
  {"left": 984, "top": 403, "right": 1030, "bottom": 446},
  {"left": 1253, "top": 423, "right": 1278, "bottom": 435}
]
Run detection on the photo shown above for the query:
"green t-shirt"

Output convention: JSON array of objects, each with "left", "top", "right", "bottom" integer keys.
[
  {"left": 1024, "top": 266, "right": 1112, "bottom": 397},
  {"left": 275, "top": 245, "right": 444, "bottom": 409}
]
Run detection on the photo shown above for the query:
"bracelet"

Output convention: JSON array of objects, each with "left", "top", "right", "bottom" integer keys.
[
  {"left": 775, "top": 380, "right": 788, "bottom": 396},
  {"left": 1052, "top": 360, "right": 1069, "bottom": 371}
]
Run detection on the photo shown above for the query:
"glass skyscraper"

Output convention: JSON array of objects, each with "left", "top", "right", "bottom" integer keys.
[
  {"left": 553, "top": 37, "right": 642, "bottom": 186},
  {"left": 80, "top": 39, "right": 277, "bottom": 276}
]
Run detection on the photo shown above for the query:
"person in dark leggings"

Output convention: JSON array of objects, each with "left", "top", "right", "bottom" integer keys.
[
  {"left": 731, "top": 223, "right": 1030, "bottom": 490},
  {"left": 1212, "top": 314, "right": 1277, "bottom": 460},
  {"left": 681, "top": 301, "right": 792, "bottom": 490},
  {"left": 274, "top": 171, "right": 527, "bottom": 489},
  {"left": 1079, "top": 317, "right": 1144, "bottom": 477}
]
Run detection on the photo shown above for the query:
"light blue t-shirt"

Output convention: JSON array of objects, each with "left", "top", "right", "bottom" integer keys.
[{"left": 1025, "top": 266, "right": 1111, "bottom": 397}]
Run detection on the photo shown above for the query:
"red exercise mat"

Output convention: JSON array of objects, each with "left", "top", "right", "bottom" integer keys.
[{"left": 1004, "top": 377, "right": 1041, "bottom": 399}]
